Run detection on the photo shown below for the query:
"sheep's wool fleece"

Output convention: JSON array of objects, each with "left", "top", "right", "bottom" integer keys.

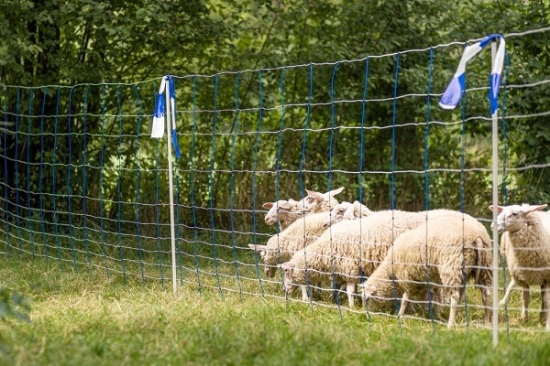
[
  {"left": 366, "top": 213, "right": 492, "bottom": 298},
  {"left": 288, "top": 209, "right": 468, "bottom": 285}
]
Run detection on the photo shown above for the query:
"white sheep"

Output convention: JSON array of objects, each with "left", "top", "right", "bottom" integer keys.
[
  {"left": 323, "top": 200, "right": 372, "bottom": 228},
  {"left": 489, "top": 203, "right": 550, "bottom": 329},
  {"left": 360, "top": 213, "right": 493, "bottom": 328},
  {"left": 262, "top": 187, "right": 344, "bottom": 230},
  {"left": 248, "top": 211, "right": 338, "bottom": 281},
  {"left": 262, "top": 199, "right": 301, "bottom": 231},
  {"left": 278, "top": 209, "right": 464, "bottom": 308},
  {"left": 296, "top": 187, "right": 344, "bottom": 214}
]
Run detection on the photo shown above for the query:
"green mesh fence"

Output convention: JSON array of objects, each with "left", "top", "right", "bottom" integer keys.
[{"left": 2, "top": 31, "right": 550, "bottom": 334}]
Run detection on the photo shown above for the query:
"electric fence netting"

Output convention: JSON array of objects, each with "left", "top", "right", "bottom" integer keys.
[{"left": 2, "top": 28, "right": 550, "bottom": 337}]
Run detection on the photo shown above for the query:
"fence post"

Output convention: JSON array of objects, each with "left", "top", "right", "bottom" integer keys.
[
  {"left": 491, "top": 40, "right": 499, "bottom": 347},
  {"left": 163, "top": 77, "right": 178, "bottom": 294}
]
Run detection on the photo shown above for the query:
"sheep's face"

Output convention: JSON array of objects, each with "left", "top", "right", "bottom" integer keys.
[
  {"left": 324, "top": 202, "right": 353, "bottom": 228},
  {"left": 360, "top": 283, "right": 377, "bottom": 304},
  {"left": 296, "top": 192, "right": 322, "bottom": 214},
  {"left": 249, "top": 244, "right": 278, "bottom": 277},
  {"left": 278, "top": 262, "right": 298, "bottom": 294},
  {"left": 248, "top": 238, "right": 299, "bottom": 279},
  {"left": 297, "top": 187, "right": 344, "bottom": 214},
  {"left": 263, "top": 199, "right": 299, "bottom": 225},
  {"left": 489, "top": 203, "right": 549, "bottom": 234}
]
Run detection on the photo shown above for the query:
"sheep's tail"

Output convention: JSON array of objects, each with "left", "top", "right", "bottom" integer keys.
[{"left": 474, "top": 234, "right": 494, "bottom": 290}]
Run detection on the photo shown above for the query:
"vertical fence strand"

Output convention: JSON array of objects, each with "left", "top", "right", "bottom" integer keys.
[
  {"left": 39, "top": 87, "right": 48, "bottom": 262},
  {"left": 190, "top": 75, "right": 202, "bottom": 294},
  {"left": 26, "top": 88, "right": 35, "bottom": 258},
  {"left": 99, "top": 84, "right": 110, "bottom": 277},
  {"left": 67, "top": 86, "right": 77, "bottom": 271},
  {"left": 52, "top": 87, "right": 62, "bottom": 269},
  {"left": 391, "top": 53, "right": 402, "bottom": 321},
  {"left": 424, "top": 48, "right": 436, "bottom": 326},
  {"left": 82, "top": 84, "right": 93, "bottom": 275},
  {"left": 209, "top": 74, "right": 224, "bottom": 299},
  {"left": 230, "top": 72, "right": 243, "bottom": 300}
]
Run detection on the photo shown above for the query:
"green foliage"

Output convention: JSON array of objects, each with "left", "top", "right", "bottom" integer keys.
[{"left": 1, "top": 0, "right": 550, "bottom": 232}]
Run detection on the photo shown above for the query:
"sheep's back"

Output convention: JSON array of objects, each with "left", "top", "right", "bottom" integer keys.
[
  {"left": 388, "top": 215, "right": 490, "bottom": 291},
  {"left": 263, "top": 212, "right": 330, "bottom": 265}
]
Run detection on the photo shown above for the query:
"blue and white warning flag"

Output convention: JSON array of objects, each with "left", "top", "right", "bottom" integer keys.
[
  {"left": 151, "top": 76, "right": 181, "bottom": 158},
  {"left": 439, "top": 34, "right": 505, "bottom": 115},
  {"left": 152, "top": 77, "right": 167, "bottom": 138},
  {"left": 167, "top": 76, "right": 181, "bottom": 159}
]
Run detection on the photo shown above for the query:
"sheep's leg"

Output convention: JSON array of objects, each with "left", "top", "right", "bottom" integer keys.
[
  {"left": 500, "top": 279, "right": 516, "bottom": 306},
  {"left": 541, "top": 283, "right": 550, "bottom": 329},
  {"left": 300, "top": 285, "right": 311, "bottom": 302},
  {"left": 479, "top": 286, "right": 492, "bottom": 324},
  {"left": 521, "top": 286, "right": 531, "bottom": 323},
  {"left": 398, "top": 291, "right": 410, "bottom": 317},
  {"left": 346, "top": 282, "right": 356, "bottom": 309},
  {"left": 447, "top": 289, "right": 461, "bottom": 329}
]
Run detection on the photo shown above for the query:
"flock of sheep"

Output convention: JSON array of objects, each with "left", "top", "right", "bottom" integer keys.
[{"left": 248, "top": 187, "right": 550, "bottom": 330}]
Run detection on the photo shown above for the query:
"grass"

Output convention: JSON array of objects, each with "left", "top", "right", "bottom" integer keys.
[{"left": 1, "top": 257, "right": 550, "bottom": 366}]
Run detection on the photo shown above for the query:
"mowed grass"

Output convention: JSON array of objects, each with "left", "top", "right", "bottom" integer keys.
[{"left": 1, "top": 258, "right": 550, "bottom": 365}]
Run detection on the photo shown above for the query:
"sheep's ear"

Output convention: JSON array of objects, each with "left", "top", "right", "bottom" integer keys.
[
  {"left": 302, "top": 189, "right": 322, "bottom": 203},
  {"left": 525, "top": 204, "right": 548, "bottom": 213},
  {"left": 248, "top": 244, "right": 268, "bottom": 252},
  {"left": 262, "top": 202, "right": 274, "bottom": 209},
  {"left": 328, "top": 187, "right": 344, "bottom": 197},
  {"left": 305, "top": 189, "right": 320, "bottom": 198},
  {"left": 488, "top": 205, "right": 505, "bottom": 213}
]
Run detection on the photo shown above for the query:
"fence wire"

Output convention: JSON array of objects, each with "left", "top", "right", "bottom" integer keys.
[{"left": 1, "top": 28, "right": 550, "bottom": 333}]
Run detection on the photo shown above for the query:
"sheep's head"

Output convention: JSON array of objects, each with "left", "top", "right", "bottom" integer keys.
[
  {"left": 359, "top": 283, "right": 378, "bottom": 304},
  {"left": 278, "top": 262, "right": 297, "bottom": 294},
  {"left": 349, "top": 201, "right": 372, "bottom": 219},
  {"left": 248, "top": 244, "right": 277, "bottom": 277},
  {"left": 489, "top": 203, "right": 548, "bottom": 234},
  {"left": 262, "top": 199, "right": 299, "bottom": 226},
  {"left": 324, "top": 201, "right": 353, "bottom": 228},
  {"left": 297, "top": 187, "right": 344, "bottom": 214},
  {"left": 323, "top": 200, "right": 371, "bottom": 228}
]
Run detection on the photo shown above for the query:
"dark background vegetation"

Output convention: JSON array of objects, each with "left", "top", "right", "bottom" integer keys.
[{"left": 1, "top": 0, "right": 550, "bottom": 237}]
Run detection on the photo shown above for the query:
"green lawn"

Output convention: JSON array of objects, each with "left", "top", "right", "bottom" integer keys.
[{"left": 1, "top": 257, "right": 550, "bottom": 366}]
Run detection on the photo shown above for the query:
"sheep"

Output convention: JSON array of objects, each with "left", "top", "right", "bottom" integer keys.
[
  {"left": 489, "top": 203, "right": 550, "bottom": 329},
  {"left": 262, "top": 199, "right": 301, "bottom": 231},
  {"left": 262, "top": 187, "right": 344, "bottom": 230},
  {"left": 248, "top": 211, "right": 340, "bottom": 287},
  {"left": 296, "top": 187, "right": 344, "bottom": 214},
  {"left": 278, "top": 209, "right": 465, "bottom": 308},
  {"left": 323, "top": 200, "right": 372, "bottom": 228},
  {"left": 360, "top": 213, "right": 493, "bottom": 328}
]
